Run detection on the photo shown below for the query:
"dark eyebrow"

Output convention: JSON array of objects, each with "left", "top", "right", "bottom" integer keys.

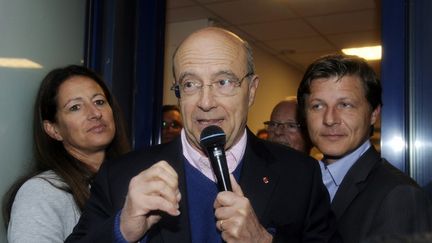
[
  {"left": 63, "top": 97, "right": 83, "bottom": 108},
  {"left": 308, "top": 98, "right": 324, "bottom": 103},
  {"left": 92, "top": 92, "right": 106, "bottom": 99},
  {"left": 63, "top": 92, "right": 106, "bottom": 108}
]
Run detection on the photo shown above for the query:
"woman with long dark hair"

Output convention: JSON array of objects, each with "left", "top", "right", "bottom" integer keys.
[{"left": 3, "top": 65, "right": 130, "bottom": 242}]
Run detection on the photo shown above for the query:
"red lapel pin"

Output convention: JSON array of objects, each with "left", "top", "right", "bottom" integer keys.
[{"left": 263, "top": 176, "right": 269, "bottom": 184}]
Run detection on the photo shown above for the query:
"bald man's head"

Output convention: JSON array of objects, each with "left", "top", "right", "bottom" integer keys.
[{"left": 267, "top": 97, "right": 312, "bottom": 153}]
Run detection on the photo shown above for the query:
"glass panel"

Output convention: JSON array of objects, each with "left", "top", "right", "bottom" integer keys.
[
  {"left": 0, "top": 0, "right": 86, "bottom": 240},
  {"left": 380, "top": 0, "right": 408, "bottom": 172},
  {"left": 409, "top": 0, "right": 432, "bottom": 187}
]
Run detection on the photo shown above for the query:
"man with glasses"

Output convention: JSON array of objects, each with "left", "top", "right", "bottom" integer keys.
[
  {"left": 265, "top": 96, "right": 312, "bottom": 153},
  {"left": 67, "top": 27, "right": 338, "bottom": 243},
  {"left": 161, "top": 105, "right": 183, "bottom": 143}
]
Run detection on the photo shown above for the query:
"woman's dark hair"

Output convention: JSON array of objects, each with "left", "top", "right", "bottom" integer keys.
[{"left": 2, "top": 65, "right": 130, "bottom": 226}]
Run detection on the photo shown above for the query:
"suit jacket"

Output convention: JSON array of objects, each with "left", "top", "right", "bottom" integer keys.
[
  {"left": 332, "top": 146, "right": 432, "bottom": 243},
  {"left": 66, "top": 130, "right": 337, "bottom": 242}
]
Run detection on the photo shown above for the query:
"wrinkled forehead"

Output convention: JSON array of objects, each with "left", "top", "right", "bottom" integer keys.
[
  {"left": 173, "top": 31, "right": 247, "bottom": 78},
  {"left": 310, "top": 75, "right": 365, "bottom": 94},
  {"left": 163, "top": 109, "right": 181, "bottom": 120},
  {"left": 272, "top": 102, "right": 298, "bottom": 121}
]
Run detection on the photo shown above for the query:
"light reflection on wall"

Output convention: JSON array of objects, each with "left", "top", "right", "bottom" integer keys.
[{"left": 386, "top": 135, "right": 406, "bottom": 152}]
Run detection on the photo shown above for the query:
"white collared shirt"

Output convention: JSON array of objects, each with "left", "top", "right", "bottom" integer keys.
[{"left": 181, "top": 129, "right": 247, "bottom": 181}]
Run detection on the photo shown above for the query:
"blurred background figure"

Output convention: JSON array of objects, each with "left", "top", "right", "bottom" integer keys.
[
  {"left": 3, "top": 65, "right": 130, "bottom": 242},
  {"left": 265, "top": 96, "right": 312, "bottom": 153},
  {"left": 161, "top": 104, "right": 183, "bottom": 143},
  {"left": 255, "top": 128, "right": 268, "bottom": 140}
]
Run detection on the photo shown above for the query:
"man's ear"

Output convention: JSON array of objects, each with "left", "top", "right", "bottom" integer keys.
[
  {"left": 43, "top": 120, "right": 63, "bottom": 141},
  {"left": 248, "top": 75, "right": 260, "bottom": 107},
  {"left": 370, "top": 105, "right": 381, "bottom": 125}
]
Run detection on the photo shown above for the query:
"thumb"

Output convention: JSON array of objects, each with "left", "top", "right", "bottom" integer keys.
[{"left": 230, "top": 174, "right": 244, "bottom": 196}]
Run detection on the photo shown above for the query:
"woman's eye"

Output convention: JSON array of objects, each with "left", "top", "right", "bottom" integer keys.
[
  {"left": 69, "top": 104, "right": 80, "bottom": 112},
  {"left": 95, "top": 99, "right": 106, "bottom": 106}
]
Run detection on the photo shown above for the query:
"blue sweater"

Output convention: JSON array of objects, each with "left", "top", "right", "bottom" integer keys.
[
  {"left": 184, "top": 159, "right": 242, "bottom": 243},
  {"left": 113, "top": 160, "right": 243, "bottom": 243}
]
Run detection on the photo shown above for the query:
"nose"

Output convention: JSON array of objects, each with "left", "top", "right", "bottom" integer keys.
[
  {"left": 197, "top": 84, "right": 217, "bottom": 111},
  {"left": 273, "top": 125, "right": 285, "bottom": 135},
  {"left": 88, "top": 104, "right": 102, "bottom": 120},
  {"left": 164, "top": 126, "right": 176, "bottom": 132},
  {"left": 323, "top": 107, "right": 340, "bottom": 126}
]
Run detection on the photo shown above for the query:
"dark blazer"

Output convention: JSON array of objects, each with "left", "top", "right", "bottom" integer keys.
[
  {"left": 332, "top": 146, "right": 432, "bottom": 243},
  {"left": 66, "top": 130, "right": 337, "bottom": 242}
]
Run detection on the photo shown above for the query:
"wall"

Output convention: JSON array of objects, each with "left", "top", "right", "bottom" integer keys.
[
  {"left": 0, "top": 0, "right": 85, "bottom": 241},
  {"left": 248, "top": 46, "right": 303, "bottom": 133},
  {"left": 163, "top": 19, "right": 211, "bottom": 105},
  {"left": 163, "top": 19, "right": 303, "bottom": 134}
]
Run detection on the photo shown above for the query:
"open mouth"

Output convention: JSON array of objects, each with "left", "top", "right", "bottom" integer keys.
[{"left": 196, "top": 119, "right": 223, "bottom": 126}]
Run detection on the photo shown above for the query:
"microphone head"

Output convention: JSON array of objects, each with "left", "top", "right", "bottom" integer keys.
[{"left": 200, "top": 125, "right": 226, "bottom": 149}]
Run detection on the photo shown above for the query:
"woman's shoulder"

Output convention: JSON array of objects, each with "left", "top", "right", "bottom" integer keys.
[
  {"left": 16, "top": 170, "right": 69, "bottom": 199},
  {"left": 12, "top": 170, "right": 79, "bottom": 218},
  {"left": 8, "top": 170, "right": 80, "bottom": 242}
]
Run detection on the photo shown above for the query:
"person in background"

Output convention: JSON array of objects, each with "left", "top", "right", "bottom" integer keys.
[
  {"left": 265, "top": 96, "right": 312, "bottom": 153},
  {"left": 66, "top": 27, "right": 338, "bottom": 243},
  {"left": 255, "top": 128, "right": 268, "bottom": 140},
  {"left": 3, "top": 65, "right": 130, "bottom": 242},
  {"left": 161, "top": 104, "right": 183, "bottom": 143},
  {"left": 297, "top": 54, "right": 432, "bottom": 243}
]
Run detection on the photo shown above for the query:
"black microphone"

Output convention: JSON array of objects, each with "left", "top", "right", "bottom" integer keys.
[{"left": 200, "top": 125, "right": 232, "bottom": 191}]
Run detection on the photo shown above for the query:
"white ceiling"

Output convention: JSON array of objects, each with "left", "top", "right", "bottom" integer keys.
[{"left": 166, "top": 0, "right": 381, "bottom": 73}]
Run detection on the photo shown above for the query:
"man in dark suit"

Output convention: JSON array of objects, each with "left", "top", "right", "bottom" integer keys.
[
  {"left": 297, "top": 54, "right": 432, "bottom": 243},
  {"left": 66, "top": 27, "right": 337, "bottom": 243}
]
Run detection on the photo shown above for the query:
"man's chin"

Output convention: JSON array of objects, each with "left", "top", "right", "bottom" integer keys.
[{"left": 269, "top": 139, "right": 290, "bottom": 147}]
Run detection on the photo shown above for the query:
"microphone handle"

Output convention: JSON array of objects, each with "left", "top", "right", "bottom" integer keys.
[{"left": 209, "top": 147, "right": 232, "bottom": 191}]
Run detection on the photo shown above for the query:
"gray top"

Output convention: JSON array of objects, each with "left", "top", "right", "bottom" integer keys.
[{"left": 7, "top": 170, "right": 81, "bottom": 243}]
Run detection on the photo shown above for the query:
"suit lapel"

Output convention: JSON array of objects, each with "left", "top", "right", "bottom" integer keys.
[
  {"left": 157, "top": 138, "right": 192, "bottom": 243},
  {"left": 239, "top": 131, "right": 279, "bottom": 219},
  {"left": 331, "top": 147, "right": 381, "bottom": 220}
]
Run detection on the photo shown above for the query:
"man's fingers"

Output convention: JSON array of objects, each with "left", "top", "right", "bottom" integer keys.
[
  {"left": 142, "top": 180, "right": 180, "bottom": 205},
  {"left": 139, "top": 161, "right": 179, "bottom": 189},
  {"left": 230, "top": 174, "right": 244, "bottom": 196},
  {"left": 214, "top": 174, "right": 244, "bottom": 209},
  {"left": 124, "top": 160, "right": 181, "bottom": 219},
  {"left": 154, "top": 160, "right": 178, "bottom": 179},
  {"left": 141, "top": 195, "right": 180, "bottom": 216}
]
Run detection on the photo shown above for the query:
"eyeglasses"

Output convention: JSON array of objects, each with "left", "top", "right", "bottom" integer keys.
[
  {"left": 264, "top": 120, "right": 300, "bottom": 132},
  {"left": 171, "top": 72, "right": 254, "bottom": 98},
  {"left": 162, "top": 120, "right": 182, "bottom": 130}
]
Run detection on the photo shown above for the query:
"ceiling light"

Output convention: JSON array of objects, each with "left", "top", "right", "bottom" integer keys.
[
  {"left": 341, "top": 45, "right": 382, "bottom": 60},
  {"left": 0, "top": 58, "right": 43, "bottom": 68}
]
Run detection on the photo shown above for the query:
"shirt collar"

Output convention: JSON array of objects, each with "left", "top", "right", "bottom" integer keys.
[
  {"left": 319, "top": 140, "right": 371, "bottom": 186},
  {"left": 181, "top": 129, "right": 247, "bottom": 181}
]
